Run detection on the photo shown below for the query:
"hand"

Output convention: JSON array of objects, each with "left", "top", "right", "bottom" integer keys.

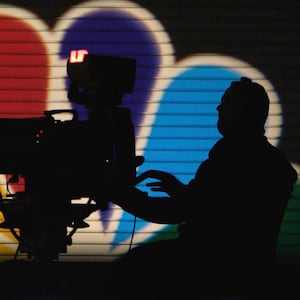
[{"left": 136, "top": 170, "right": 186, "bottom": 197}]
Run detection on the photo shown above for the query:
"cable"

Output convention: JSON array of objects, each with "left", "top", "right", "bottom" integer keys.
[{"left": 127, "top": 214, "right": 136, "bottom": 253}]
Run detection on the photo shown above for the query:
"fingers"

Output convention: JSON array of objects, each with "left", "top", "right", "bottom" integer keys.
[
  {"left": 149, "top": 187, "right": 163, "bottom": 192},
  {"left": 135, "top": 169, "right": 172, "bottom": 185},
  {"left": 135, "top": 172, "right": 149, "bottom": 184},
  {"left": 146, "top": 181, "right": 164, "bottom": 192},
  {"left": 142, "top": 170, "right": 169, "bottom": 179},
  {"left": 146, "top": 181, "right": 162, "bottom": 187},
  {"left": 135, "top": 170, "right": 160, "bottom": 184}
]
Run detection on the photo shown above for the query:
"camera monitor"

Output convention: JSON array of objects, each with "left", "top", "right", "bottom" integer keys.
[{"left": 67, "top": 49, "right": 136, "bottom": 93}]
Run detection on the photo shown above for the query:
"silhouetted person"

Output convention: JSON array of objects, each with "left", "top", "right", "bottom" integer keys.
[{"left": 110, "top": 77, "right": 297, "bottom": 297}]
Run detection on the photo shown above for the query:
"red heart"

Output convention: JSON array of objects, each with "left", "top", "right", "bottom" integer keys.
[
  {"left": 0, "top": 15, "right": 49, "bottom": 193},
  {"left": 0, "top": 15, "right": 48, "bottom": 118}
]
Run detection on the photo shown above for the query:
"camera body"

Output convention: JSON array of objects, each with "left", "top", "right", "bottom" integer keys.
[{"left": 0, "top": 50, "right": 137, "bottom": 260}]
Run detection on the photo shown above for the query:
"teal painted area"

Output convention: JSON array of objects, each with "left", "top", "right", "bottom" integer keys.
[{"left": 277, "top": 181, "right": 300, "bottom": 263}]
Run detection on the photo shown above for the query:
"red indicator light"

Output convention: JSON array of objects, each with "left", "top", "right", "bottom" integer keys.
[
  {"left": 69, "top": 49, "right": 89, "bottom": 63},
  {"left": 35, "top": 129, "right": 44, "bottom": 143}
]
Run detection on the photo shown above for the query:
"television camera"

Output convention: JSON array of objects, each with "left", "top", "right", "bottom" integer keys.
[{"left": 0, "top": 50, "right": 137, "bottom": 261}]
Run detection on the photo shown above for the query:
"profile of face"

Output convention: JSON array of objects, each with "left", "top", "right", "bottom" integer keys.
[
  {"left": 216, "top": 77, "right": 270, "bottom": 137},
  {"left": 217, "top": 94, "right": 246, "bottom": 136}
]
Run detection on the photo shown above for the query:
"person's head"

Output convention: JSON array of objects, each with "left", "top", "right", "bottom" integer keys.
[{"left": 217, "top": 77, "right": 270, "bottom": 137}]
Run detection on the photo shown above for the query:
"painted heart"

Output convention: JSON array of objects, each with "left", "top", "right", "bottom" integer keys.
[{"left": 0, "top": 14, "right": 48, "bottom": 117}]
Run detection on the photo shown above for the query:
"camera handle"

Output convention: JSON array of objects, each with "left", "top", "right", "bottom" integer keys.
[{"left": 44, "top": 109, "right": 79, "bottom": 121}]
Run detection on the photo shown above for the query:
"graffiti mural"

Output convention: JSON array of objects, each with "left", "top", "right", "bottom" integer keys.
[{"left": 0, "top": 0, "right": 298, "bottom": 262}]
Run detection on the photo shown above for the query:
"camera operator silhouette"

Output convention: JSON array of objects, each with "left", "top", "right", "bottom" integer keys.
[{"left": 109, "top": 77, "right": 297, "bottom": 296}]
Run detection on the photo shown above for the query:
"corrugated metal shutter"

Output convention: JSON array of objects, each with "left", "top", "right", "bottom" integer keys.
[{"left": 0, "top": 0, "right": 299, "bottom": 264}]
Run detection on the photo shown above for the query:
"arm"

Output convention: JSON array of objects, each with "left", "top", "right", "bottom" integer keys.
[{"left": 112, "top": 170, "right": 188, "bottom": 224}]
